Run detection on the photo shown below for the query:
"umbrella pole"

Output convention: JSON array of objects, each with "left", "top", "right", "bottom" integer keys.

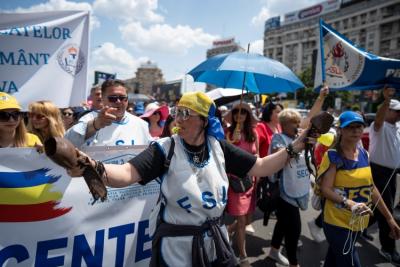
[{"left": 231, "top": 43, "right": 250, "bottom": 143}]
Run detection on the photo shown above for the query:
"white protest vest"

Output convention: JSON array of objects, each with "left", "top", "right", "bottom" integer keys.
[
  {"left": 279, "top": 134, "right": 310, "bottom": 199},
  {"left": 155, "top": 135, "right": 229, "bottom": 266}
]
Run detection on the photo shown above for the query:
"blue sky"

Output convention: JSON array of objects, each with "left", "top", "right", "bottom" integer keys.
[{"left": 1, "top": 0, "right": 321, "bottom": 91}]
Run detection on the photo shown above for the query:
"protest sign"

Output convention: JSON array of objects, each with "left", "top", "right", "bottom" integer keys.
[{"left": 0, "top": 11, "right": 89, "bottom": 109}]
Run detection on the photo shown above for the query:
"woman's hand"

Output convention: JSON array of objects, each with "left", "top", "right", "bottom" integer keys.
[
  {"left": 66, "top": 149, "right": 95, "bottom": 177},
  {"left": 387, "top": 218, "right": 400, "bottom": 240},
  {"left": 346, "top": 200, "right": 373, "bottom": 216},
  {"left": 291, "top": 126, "right": 319, "bottom": 153}
]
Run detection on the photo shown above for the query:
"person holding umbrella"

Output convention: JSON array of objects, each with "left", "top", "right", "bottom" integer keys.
[
  {"left": 66, "top": 91, "right": 313, "bottom": 267},
  {"left": 224, "top": 102, "right": 259, "bottom": 266}
]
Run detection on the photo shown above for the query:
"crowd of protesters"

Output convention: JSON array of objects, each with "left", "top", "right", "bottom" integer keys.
[{"left": 1, "top": 80, "right": 400, "bottom": 267}]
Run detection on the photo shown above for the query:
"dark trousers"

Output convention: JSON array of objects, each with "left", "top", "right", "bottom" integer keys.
[
  {"left": 371, "top": 162, "right": 398, "bottom": 253},
  {"left": 323, "top": 223, "right": 361, "bottom": 267},
  {"left": 271, "top": 197, "right": 301, "bottom": 265}
]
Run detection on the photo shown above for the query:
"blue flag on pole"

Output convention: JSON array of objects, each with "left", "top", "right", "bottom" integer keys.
[{"left": 314, "top": 19, "right": 400, "bottom": 91}]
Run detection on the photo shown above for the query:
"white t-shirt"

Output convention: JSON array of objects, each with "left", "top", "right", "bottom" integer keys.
[
  {"left": 65, "top": 111, "right": 152, "bottom": 148},
  {"left": 369, "top": 121, "right": 400, "bottom": 169}
]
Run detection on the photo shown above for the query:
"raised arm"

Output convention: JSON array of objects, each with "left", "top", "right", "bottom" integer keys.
[
  {"left": 374, "top": 87, "right": 395, "bottom": 132},
  {"left": 248, "top": 128, "right": 309, "bottom": 177},
  {"left": 300, "top": 86, "right": 329, "bottom": 129}
]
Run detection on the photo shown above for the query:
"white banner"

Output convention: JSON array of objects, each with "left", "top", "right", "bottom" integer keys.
[
  {"left": 0, "top": 10, "right": 89, "bottom": 109},
  {"left": 0, "top": 146, "right": 158, "bottom": 267},
  {"left": 283, "top": 0, "right": 340, "bottom": 25}
]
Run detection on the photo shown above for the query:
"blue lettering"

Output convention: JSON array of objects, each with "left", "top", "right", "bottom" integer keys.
[
  {"left": 63, "top": 28, "right": 72, "bottom": 39},
  {"left": 9, "top": 27, "right": 22, "bottom": 36},
  {"left": 202, "top": 191, "right": 217, "bottom": 209},
  {"left": 0, "top": 81, "right": 18, "bottom": 93},
  {"left": 17, "top": 49, "right": 28, "bottom": 65},
  {"left": 221, "top": 186, "right": 227, "bottom": 204},
  {"left": 44, "top": 26, "right": 52, "bottom": 39},
  {"left": 177, "top": 196, "right": 192, "bottom": 213},
  {"left": 135, "top": 220, "right": 152, "bottom": 262},
  {"left": 71, "top": 230, "right": 104, "bottom": 267},
  {"left": 35, "top": 238, "right": 67, "bottom": 266},
  {"left": 109, "top": 223, "right": 135, "bottom": 267},
  {"left": 115, "top": 140, "right": 125, "bottom": 145},
  {"left": 0, "top": 52, "right": 14, "bottom": 65},
  {"left": 0, "top": 245, "right": 29, "bottom": 265},
  {"left": 40, "top": 53, "right": 50, "bottom": 64},
  {"left": 33, "top": 26, "right": 43, "bottom": 38},
  {"left": 52, "top": 27, "right": 61, "bottom": 39}
]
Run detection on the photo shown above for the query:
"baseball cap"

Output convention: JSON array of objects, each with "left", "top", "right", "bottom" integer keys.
[
  {"left": 338, "top": 111, "right": 365, "bottom": 128},
  {"left": 0, "top": 92, "right": 21, "bottom": 110},
  {"left": 389, "top": 99, "right": 400, "bottom": 111}
]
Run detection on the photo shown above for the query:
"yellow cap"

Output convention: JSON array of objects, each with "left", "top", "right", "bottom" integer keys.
[
  {"left": 0, "top": 92, "right": 21, "bottom": 110},
  {"left": 178, "top": 91, "right": 214, "bottom": 117},
  {"left": 317, "top": 132, "right": 335, "bottom": 147}
]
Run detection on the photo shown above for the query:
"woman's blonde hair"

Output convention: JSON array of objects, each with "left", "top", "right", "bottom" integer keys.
[
  {"left": 28, "top": 101, "right": 65, "bottom": 142},
  {"left": 278, "top": 108, "right": 301, "bottom": 125},
  {"left": 13, "top": 118, "right": 29, "bottom": 147}
]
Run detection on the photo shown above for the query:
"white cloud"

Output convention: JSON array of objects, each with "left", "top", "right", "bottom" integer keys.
[
  {"left": 119, "top": 22, "right": 219, "bottom": 55},
  {"left": 251, "top": 0, "right": 322, "bottom": 26},
  {"left": 251, "top": 7, "right": 272, "bottom": 26},
  {"left": 90, "top": 42, "right": 147, "bottom": 80},
  {"left": 249, "top": 39, "right": 264, "bottom": 54},
  {"left": 2, "top": 0, "right": 100, "bottom": 29},
  {"left": 93, "top": 0, "right": 164, "bottom": 23}
]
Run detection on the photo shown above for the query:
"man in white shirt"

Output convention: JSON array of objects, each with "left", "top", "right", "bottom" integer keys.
[
  {"left": 65, "top": 80, "right": 152, "bottom": 148},
  {"left": 369, "top": 87, "right": 400, "bottom": 265}
]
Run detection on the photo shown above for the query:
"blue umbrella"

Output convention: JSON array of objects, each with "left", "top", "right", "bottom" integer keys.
[{"left": 188, "top": 52, "right": 304, "bottom": 93}]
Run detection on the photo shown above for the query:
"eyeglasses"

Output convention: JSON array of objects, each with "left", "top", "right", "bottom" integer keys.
[
  {"left": 28, "top": 113, "right": 46, "bottom": 120},
  {"left": 170, "top": 107, "right": 199, "bottom": 121},
  {"left": 0, "top": 111, "right": 23, "bottom": 122},
  {"left": 107, "top": 95, "right": 128, "bottom": 103},
  {"left": 232, "top": 109, "right": 247, "bottom": 115},
  {"left": 63, "top": 112, "right": 73, "bottom": 117}
]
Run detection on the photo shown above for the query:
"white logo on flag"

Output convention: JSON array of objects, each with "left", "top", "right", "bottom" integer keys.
[
  {"left": 324, "top": 33, "right": 365, "bottom": 88},
  {"left": 57, "top": 43, "right": 85, "bottom": 76}
]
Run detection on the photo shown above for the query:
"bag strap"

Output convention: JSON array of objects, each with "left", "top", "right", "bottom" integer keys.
[{"left": 163, "top": 137, "right": 175, "bottom": 172}]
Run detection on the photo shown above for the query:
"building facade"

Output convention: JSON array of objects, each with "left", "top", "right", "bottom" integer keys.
[
  {"left": 206, "top": 37, "right": 245, "bottom": 59},
  {"left": 263, "top": 0, "right": 400, "bottom": 74},
  {"left": 125, "top": 61, "right": 164, "bottom": 96}
]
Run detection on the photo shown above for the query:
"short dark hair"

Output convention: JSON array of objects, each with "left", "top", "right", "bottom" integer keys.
[
  {"left": 261, "top": 102, "right": 284, "bottom": 122},
  {"left": 101, "top": 79, "right": 128, "bottom": 95},
  {"left": 90, "top": 85, "right": 101, "bottom": 94}
]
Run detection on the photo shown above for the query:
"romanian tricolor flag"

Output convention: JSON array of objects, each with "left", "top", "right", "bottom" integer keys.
[{"left": 0, "top": 168, "right": 72, "bottom": 222}]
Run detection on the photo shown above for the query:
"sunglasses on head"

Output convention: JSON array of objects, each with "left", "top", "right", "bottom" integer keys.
[
  {"left": 107, "top": 95, "right": 128, "bottom": 103},
  {"left": 170, "top": 107, "right": 198, "bottom": 121},
  {"left": 0, "top": 111, "right": 23, "bottom": 122}
]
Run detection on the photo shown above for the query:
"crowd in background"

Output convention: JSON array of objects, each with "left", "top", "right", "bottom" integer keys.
[{"left": 1, "top": 80, "right": 400, "bottom": 267}]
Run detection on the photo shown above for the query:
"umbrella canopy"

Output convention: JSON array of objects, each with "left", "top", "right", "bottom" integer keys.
[
  {"left": 188, "top": 52, "right": 304, "bottom": 94},
  {"left": 206, "top": 88, "right": 247, "bottom": 106}
]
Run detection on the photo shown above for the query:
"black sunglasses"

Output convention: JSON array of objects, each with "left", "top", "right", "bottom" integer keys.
[
  {"left": 63, "top": 112, "right": 74, "bottom": 117},
  {"left": 107, "top": 95, "right": 128, "bottom": 103},
  {"left": 0, "top": 111, "right": 23, "bottom": 122}
]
